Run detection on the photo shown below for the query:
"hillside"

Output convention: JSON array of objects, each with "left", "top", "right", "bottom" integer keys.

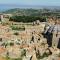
[{"left": 2, "top": 8, "right": 60, "bottom": 17}]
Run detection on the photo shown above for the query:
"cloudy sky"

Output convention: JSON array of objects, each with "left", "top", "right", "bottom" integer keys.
[{"left": 0, "top": 0, "right": 60, "bottom": 6}]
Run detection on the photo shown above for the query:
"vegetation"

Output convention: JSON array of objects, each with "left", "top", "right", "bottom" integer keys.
[
  {"left": 14, "top": 32, "right": 19, "bottom": 35},
  {"left": 5, "top": 57, "right": 22, "bottom": 60},
  {"left": 36, "top": 50, "right": 51, "bottom": 59},
  {"left": 31, "top": 36, "right": 34, "bottom": 42},
  {"left": 21, "top": 49, "right": 26, "bottom": 57},
  {"left": 1, "top": 42, "right": 9, "bottom": 48},
  {"left": 9, "top": 42, "right": 14, "bottom": 46},
  {"left": 3, "top": 8, "right": 60, "bottom": 17},
  {"left": 9, "top": 16, "right": 46, "bottom": 22},
  {"left": 11, "top": 25, "right": 25, "bottom": 31},
  {"left": 6, "top": 52, "right": 10, "bottom": 60},
  {"left": 4, "top": 8, "right": 60, "bottom": 23}
]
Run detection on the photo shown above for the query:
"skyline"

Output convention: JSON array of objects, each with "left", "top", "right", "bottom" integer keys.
[{"left": 0, "top": 0, "right": 60, "bottom": 6}]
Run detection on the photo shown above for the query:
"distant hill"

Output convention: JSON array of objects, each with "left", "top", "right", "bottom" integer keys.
[
  {"left": 2, "top": 8, "right": 60, "bottom": 17},
  {"left": 0, "top": 4, "right": 60, "bottom": 16},
  {"left": 3, "top": 8, "right": 42, "bottom": 16}
]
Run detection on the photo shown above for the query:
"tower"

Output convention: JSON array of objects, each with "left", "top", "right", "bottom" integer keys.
[{"left": 0, "top": 15, "right": 4, "bottom": 23}]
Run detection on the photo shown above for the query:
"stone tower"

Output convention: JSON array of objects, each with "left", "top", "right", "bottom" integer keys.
[
  {"left": 52, "top": 20, "right": 60, "bottom": 48},
  {"left": 0, "top": 15, "right": 4, "bottom": 22},
  {"left": 44, "top": 18, "right": 60, "bottom": 48}
]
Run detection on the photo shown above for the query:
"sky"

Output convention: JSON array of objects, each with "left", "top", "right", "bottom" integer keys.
[{"left": 0, "top": 0, "right": 60, "bottom": 6}]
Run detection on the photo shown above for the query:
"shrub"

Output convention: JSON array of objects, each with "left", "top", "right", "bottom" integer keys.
[
  {"left": 10, "top": 42, "right": 14, "bottom": 46},
  {"left": 11, "top": 25, "right": 25, "bottom": 31},
  {"left": 9, "top": 16, "right": 46, "bottom": 23},
  {"left": 14, "top": 32, "right": 19, "bottom": 35},
  {"left": 21, "top": 49, "right": 26, "bottom": 57}
]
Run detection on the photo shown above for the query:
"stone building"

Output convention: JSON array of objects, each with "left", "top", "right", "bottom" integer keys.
[
  {"left": 44, "top": 19, "right": 60, "bottom": 48},
  {"left": 52, "top": 20, "right": 60, "bottom": 48}
]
